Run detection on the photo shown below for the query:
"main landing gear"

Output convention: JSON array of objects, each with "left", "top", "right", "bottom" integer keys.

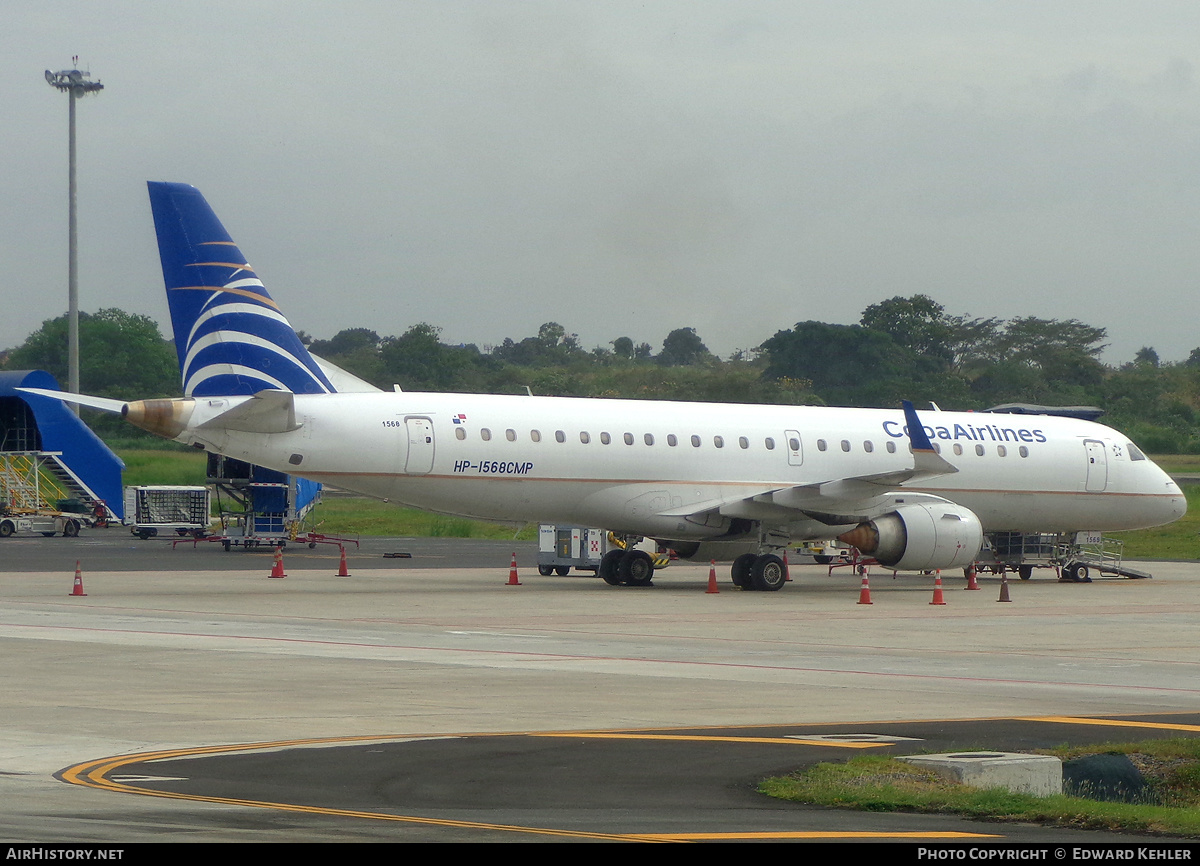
[
  {"left": 730, "top": 552, "right": 788, "bottom": 591},
  {"left": 598, "top": 548, "right": 655, "bottom": 587}
]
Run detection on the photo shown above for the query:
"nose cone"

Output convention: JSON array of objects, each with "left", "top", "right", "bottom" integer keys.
[
  {"left": 1153, "top": 472, "right": 1187, "bottom": 526},
  {"left": 1167, "top": 482, "right": 1187, "bottom": 521}
]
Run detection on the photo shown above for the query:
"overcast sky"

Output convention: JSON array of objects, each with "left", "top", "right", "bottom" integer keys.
[{"left": 4, "top": 2, "right": 1200, "bottom": 367}]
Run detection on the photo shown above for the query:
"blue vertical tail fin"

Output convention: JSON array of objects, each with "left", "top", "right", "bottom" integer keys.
[{"left": 147, "top": 182, "right": 335, "bottom": 397}]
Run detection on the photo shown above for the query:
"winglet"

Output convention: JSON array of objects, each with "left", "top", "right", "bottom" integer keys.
[
  {"left": 902, "top": 399, "right": 958, "bottom": 476},
  {"left": 902, "top": 400, "right": 936, "bottom": 452}
]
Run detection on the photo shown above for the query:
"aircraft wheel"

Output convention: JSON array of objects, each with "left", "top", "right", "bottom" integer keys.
[
  {"left": 731, "top": 553, "right": 756, "bottom": 589},
  {"left": 599, "top": 550, "right": 624, "bottom": 586},
  {"left": 619, "top": 550, "right": 654, "bottom": 587},
  {"left": 1018, "top": 564, "right": 1033, "bottom": 580},
  {"left": 1074, "top": 563, "right": 1091, "bottom": 582},
  {"left": 555, "top": 566, "right": 571, "bottom": 576},
  {"left": 538, "top": 565, "right": 554, "bottom": 576},
  {"left": 751, "top": 554, "right": 787, "bottom": 592}
]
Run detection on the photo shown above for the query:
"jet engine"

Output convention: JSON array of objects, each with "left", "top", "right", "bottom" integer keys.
[{"left": 837, "top": 501, "right": 983, "bottom": 571}]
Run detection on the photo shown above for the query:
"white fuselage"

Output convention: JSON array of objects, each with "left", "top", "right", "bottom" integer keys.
[{"left": 180, "top": 391, "right": 1186, "bottom": 543}]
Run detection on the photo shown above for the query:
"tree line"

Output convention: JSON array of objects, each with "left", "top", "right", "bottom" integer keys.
[{"left": 4, "top": 296, "right": 1200, "bottom": 452}]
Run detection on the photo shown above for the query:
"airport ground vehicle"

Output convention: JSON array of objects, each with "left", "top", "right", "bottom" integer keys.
[
  {"left": 0, "top": 503, "right": 84, "bottom": 538},
  {"left": 537, "top": 524, "right": 669, "bottom": 577}
]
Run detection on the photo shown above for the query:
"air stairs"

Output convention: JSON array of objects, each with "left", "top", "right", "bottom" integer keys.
[
  {"left": 0, "top": 451, "right": 116, "bottom": 520},
  {"left": 0, "top": 370, "right": 125, "bottom": 522}
]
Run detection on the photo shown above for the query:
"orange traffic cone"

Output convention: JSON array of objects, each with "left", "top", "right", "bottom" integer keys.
[
  {"left": 997, "top": 571, "right": 1012, "bottom": 603},
  {"left": 269, "top": 546, "right": 287, "bottom": 578},
  {"left": 929, "top": 571, "right": 946, "bottom": 605},
  {"left": 506, "top": 552, "right": 521, "bottom": 586},
  {"left": 856, "top": 568, "right": 872, "bottom": 604},
  {"left": 706, "top": 560, "right": 719, "bottom": 594},
  {"left": 336, "top": 545, "right": 351, "bottom": 577},
  {"left": 964, "top": 564, "right": 980, "bottom": 591},
  {"left": 68, "top": 561, "right": 87, "bottom": 597}
]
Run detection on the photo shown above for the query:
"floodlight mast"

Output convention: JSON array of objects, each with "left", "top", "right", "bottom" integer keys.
[{"left": 45, "top": 60, "right": 103, "bottom": 405}]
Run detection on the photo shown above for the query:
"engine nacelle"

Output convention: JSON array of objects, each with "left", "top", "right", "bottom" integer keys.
[{"left": 837, "top": 502, "right": 983, "bottom": 571}]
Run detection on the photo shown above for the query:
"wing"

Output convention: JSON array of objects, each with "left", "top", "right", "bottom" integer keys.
[{"left": 659, "top": 400, "right": 960, "bottom": 528}]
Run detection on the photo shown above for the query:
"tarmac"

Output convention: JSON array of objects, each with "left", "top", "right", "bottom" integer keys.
[{"left": 2, "top": 534, "right": 1199, "bottom": 843}]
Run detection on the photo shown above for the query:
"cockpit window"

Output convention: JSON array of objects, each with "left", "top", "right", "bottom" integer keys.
[{"left": 1127, "top": 443, "right": 1146, "bottom": 461}]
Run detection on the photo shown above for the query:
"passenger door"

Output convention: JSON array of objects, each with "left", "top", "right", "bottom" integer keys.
[
  {"left": 405, "top": 417, "right": 435, "bottom": 475},
  {"left": 1084, "top": 439, "right": 1107, "bottom": 492}
]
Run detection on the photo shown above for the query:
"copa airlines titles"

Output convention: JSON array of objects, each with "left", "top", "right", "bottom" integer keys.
[{"left": 883, "top": 420, "right": 1048, "bottom": 444}]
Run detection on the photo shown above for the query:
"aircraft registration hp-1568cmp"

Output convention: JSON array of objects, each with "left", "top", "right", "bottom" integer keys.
[{"left": 24, "top": 183, "right": 1187, "bottom": 591}]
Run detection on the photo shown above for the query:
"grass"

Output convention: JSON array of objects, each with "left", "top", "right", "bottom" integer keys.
[
  {"left": 306, "top": 496, "right": 534, "bottom": 541},
  {"left": 760, "top": 738, "right": 1200, "bottom": 837},
  {"left": 119, "top": 449, "right": 209, "bottom": 487},
  {"left": 1149, "top": 455, "right": 1200, "bottom": 474}
]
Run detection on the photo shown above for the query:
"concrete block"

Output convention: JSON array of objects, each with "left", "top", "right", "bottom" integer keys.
[{"left": 897, "top": 751, "right": 1062, "bottom": 797}]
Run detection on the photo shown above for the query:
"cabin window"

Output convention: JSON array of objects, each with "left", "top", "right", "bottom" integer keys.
[
  {"left": 480, "top": 428, "right": 492, "bottom": 441},
  {"left": 624, "top": 433, "right": 635, "bottom": 445},
  {"left": 505, "top": 428, "right": 516, "bottom": 442},
  {"left": 952, "top": 443, "right": 962, "bottom": 456},
  {"left": 691, "top": 435, "right": 701, "bottom": 448},
  {"left": 864, "top": 441, "right": 874, "bottom": 453},
  {"left": 816, "top": 439, "right": 827, "bottom": 452},
  {"left": 975, "top": 444, "right": 985, "bottom": 456},
  {"left": 841, "top": 440, "right": 851, "bottom": 452},
  {"left": 644, "top": 433, "right": 655, "bottom": 446},
  {"left": 997, "top": 445, "right": 1007, "bottom": 457},
  {"left": 1019, "top": 445, "right": 1029, "bottom": 458},
  {"left": 739, "top": 436, "right": 749, "bottom": 449},
  {"left": 455, "top": 428, "right": 466, "bottom": 441},
  {"left": 580, "top": 431, "right": 590, "bottom": 444},
  {"left": 886, "top": 441, "right": 896, "bottom": 453},
  {"left": 788, "top": 437, "right": 800, "bottom": 452},
  {"left": 1128, "top": 443, "right": 1146, "bottom": 461},
  {"left": 555, "top": 430, "right": 565, "bottom": 443},
  {"left": 530, "top": 430, "right": 541, "bottom": 442},
  {"left": 667, "top": 434, "right": 678, "bottom": 447},
  {"left": 765, "top": 437, "right": 775, "bottom": 450},
  {"left": 714, "top": 435, "right": 724, "bottom": 448},
  {"left": 600, "top": 432, "right": 611, "bottom": 444}
]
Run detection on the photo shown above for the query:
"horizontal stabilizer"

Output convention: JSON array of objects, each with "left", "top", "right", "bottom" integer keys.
[
  {"left": 197, "top": 389, "right": 300, "bottom": 434},
  {"left": 16, "top": 387, "right": 127, "bottom": 414}
]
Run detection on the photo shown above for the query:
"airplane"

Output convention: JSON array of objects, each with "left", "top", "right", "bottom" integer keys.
[{"left": 22, "top": 182, "right": 1187, "bottom": 591}]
